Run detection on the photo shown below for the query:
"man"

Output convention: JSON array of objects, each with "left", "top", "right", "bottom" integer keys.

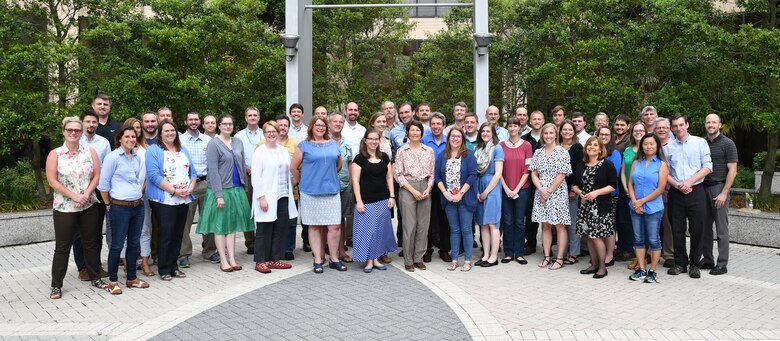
[
  {"left": 79, "top": 110, "right": 111, "bottom": 164},
  {"left": 521, "top": 110, "right": 545, "bottom": 255},
  {"left": 515, "top": 107, "right": 532, "bottom": 136},
  {"left": 463, "top": 113, "right": 479, "bottom": 151},
  {"left": 142, "top": 111, "right": 158, "bottom": 145},
  {"left": 288, "top": 103, "right": 308, "bottom": 142},
  {"left": 653, "top": 117, "right": 675, "bottom": 267},
  {"left": 236, "top": 106, "right": 263, "bottom": 254},
  {"left": 445, "top": 101, "right": 468, "bottom": 134},
  {"left": 417, "top": 102, "right": 433, "bottom": 129},
  {"left": 486, "top": 105, "right": 508, "bottom": 141},
  {"left": 328, "top": 112, "right": 355, "bottom": 263},
  {"left": 572, "top": 112, "right": 591, "bottom": 143},
  {"left": 203, "top": 114, "right": 217, "bottom": 138},
  {"left": 340, "top": 102, "right": 365, "bottom": 156},
  {"left": 391, "top": 102, "right": 415, "bottom": 153},
  {"left": 93, "top": 94, "right": 121, "bottom": 146},
  {"left": 314, "top": 106, "right": 329, "bottom": 120},
  {"left": 158, "top": 107, "right": 173, "bottom": 122},
  {"left": 701, "top": 113, "right": 737, "bottom": 276},
  {"left": 664, "top": 114, "right": 712, "bottom": 279},
  {"left": 614, "top": 114, "right": 631, "bottom": 153},
  {"left": 551, "top": 105, "right": 566, "bottom": 128},
  {"left": 179, "top": 112, "right": 218, "bottom": 268},
  {"left": 422, "top": 112, "right": 451, "bottom": 262},
  {"left": 641, "top": 106, "right": 658, "bottom": 132},
  {"left": 267, "top": 115, "right": 305, "bottom": 259},
  {"left": 593, "top": 112, "right": 609, "bottom": 133},
  {"left": 382, "top": 100, "right": 399, "bottom": 128}
]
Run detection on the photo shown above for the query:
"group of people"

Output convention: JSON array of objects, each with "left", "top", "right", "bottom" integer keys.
[{"left": 47, "top": 95, "right": 737, "bottom": 300}]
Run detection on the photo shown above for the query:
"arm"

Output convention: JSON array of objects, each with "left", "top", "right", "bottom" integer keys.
[
  {"left": 435, "top": 157, "right": 454, "bottom": 202},
  {"left": 714, "top": 162, "right": 737, "bottom": 208},
  {"left": 424, "top": 149, "right": 435, "bottom": 198},
  {"left": 583, "top": 162, "right": 617, "bottom": 201},
  {"left": 627, "top": 160, "right": 641, "bottom": 214},
  {"left": 290, "top": 147, "right": 302, "bottom": 183},
  {"left": 146, "top": 147, "right": 178, "bottom": 196},
  {"left": 395, "top": 149, "right": 423, "bottom": 200},
  {"left": 46, "top": 150, "right": 82, "bottom": 206},
  {"left": 386, "top": 162, "right": 396, "bottom": 209},
  {"left": 86, "top": 148, "right": 101, "bottom": 202},
  {"left": 206, "top": 143, "right": 225, "bottom": 207},
  {"left": 252, "top": 147, "right": 268, "bottom": 212},
  {"left": 480, "top": 160, "right": 503, "bottom": 201},
  {"left": 97, "top": 152, "right": 115, "bottom": 207},
  {"left": 350, "top": 162, "right": 364, "bottom": 213}
]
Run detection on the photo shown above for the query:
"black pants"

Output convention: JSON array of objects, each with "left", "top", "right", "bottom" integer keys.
[
  {"left": 427, "top": 186, "right": 450, "bottom": 252},
  {"left": 52, "top": 205, "right": 100, "bottom": 288},
  {"left": 524, "top": 189, "right": 539, "bottom": 249},
  {"left": 615, "top": 187, "right": 635, "bottom": 253},
  {"left": 150, "top": 201, "right": 188, "bottom": 276},
  {"left": 668, "top": 186, "right": 707, "bottom": 267},
  {"left": 255, "top": 197, "right": 290, "bottom": 263},
  {"left": 71, "top": 197, "right": 105, "bottom": 270}
]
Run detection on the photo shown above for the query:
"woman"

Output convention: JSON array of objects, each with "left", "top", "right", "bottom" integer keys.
[
  {"left": 559, "top": 120, "right": 583, "bottom": 265},
  {"left": 196, "top": 115, "right": 254, "bottom": 272},
  {"left": 627, "top": 134, "right": 668, "bottom": 283},
  {"left": 622, "top": 122, "right": 647, "bottom": 270},
  {"left": 499, "top": 117, "right": 533, "bottom": 264},
  {"left": 394, "top": 121, "right": 434, "bottom": 271},
  {"left": 572, "top": 137, "right": 618, "bottom": 279},
  {"left": 121, "top": 118, "right": 154, "bottom": 276},
  {"left": 145, "top": 119, "right": 196, "bottom": 281},
  {"left": 529, "top": 123, "right": 572, "bottom": 270},
  {"left": 46, "top": 116, "right": 107, "bottom": 299},
  {"left": 291, "top": 117, "right": 344, "bottom": 273},
  {"left": 434, "top": 127, "right": 478, "bottom": 272},
  {"left": 251, "top": 121, "right": 298, "bottom": 273},
  {"left": 597, "top": 127, "right": 623, "bottom": 267},
  {"left": 98, "top": 126, "right": 149, "bottom": 294},
  {"left": 369, "top": 112, "right": 392, "bottom": 159},
  {"left": 352, "top": 129, "right": 397, "bottom": 273},
  {"left": 474, "top": 123, "right": 504, "bottom": 267}
]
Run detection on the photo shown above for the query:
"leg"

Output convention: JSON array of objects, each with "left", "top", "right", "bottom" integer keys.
[
  {"left": 400, "top": 188, "right": 417, "bottom": 265},
  {"left": 661, "top": 202, "right": 674, "bottom": 262},
  {"left": 151, "top": 202, "right": 174, "bottom": 276},
  {"left": 52, "top": 210, "right": 79, "bottom": 288},
  {"left": 615, "top": 188, "right": 635, "bottom": 255},
  {"left": 459, "top": 206, "right": 474, "bottom": 261},
  {"left": 308, "top": 226, "right": 324, "bottom": 263},
  {"left": 501, "top": 193, "right": 515, "bottom": 258},
  {"left": 713, "top": 189, "right": 730, "bottom": 267},
  {"left": 646, "top": 210, "right": 664, "bottom": 272},
  {"left": 630, "top": 209, "right": 646, "bottom": 269},
  {"left": 415, "top": 196, "right": 431, "bottom": 263},
  {"left": 326, "top": 225, "right": 341, "bottom": 262},
  {"left": 554, "top": 224, "right": 568, "bottom": 261},
  {"left": 444, "top": 204, "right": 461, "bottom": 261},
  {"left": 524, "top": 192, "right": 538, "bottom": 251},
  {"left": 606, "top": 233, "right": 616, "bottom": 263},
  {"left": 215, "top": 234, "right": 229, "bottom": 269},
  {"left": 488, "top": 224, "right": 500, "bottom": 262},
  {"left": 226, "top": 233, "right": 237, "bottom": 266},
  {"left": 78, "top": 205, "right": 102, "bottom": 281},
  {"left": 541, "top": 223, "right": 553, "bottom": 257},
  {"left": 593, "top": 237, "right": 607, "bottom": 275},
  {"left": 271, "top": 197, "right": 290, "bottom": 261},
  {"left": 107, "top": 205, "right": 131, "bottom": 282},
  {"left": 479, "top": 225, "right": 491, "bottom": 261},
  {"left": 566, "top": 197, "right": 580, "bottom": 257},
  {"left": 125, "top": 205, "right": 144, "bottom": 281},
  {"left": 254, "top": 221, "right": 271, "bottom": 263},
  {"left": 667, "top": 189, "right": 689, "bottom": 267},
  {"left": 686, "top": 187, "right": 708, "bottom": 268}
]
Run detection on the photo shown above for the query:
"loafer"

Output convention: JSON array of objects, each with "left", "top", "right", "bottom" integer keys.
[
  {"left": 423, "top": 250, "right": 433, "bottom": 263},
  {"left": 480, "top": 260, "right": 498, "bottom": 267},
  {"left": 404, "top": 264, "right": 415, "bottom": 272},
  {"left": 380, "top": 255, "right": 392, "bottom": 264},
  {"left": 662, "top": 258, "right": 675, "bottom": 268},
  {"left": 709, "top": 265, "right": 728, "bottom": 275},
  {"left": 255, "top": 262, "right": 271, "bottom": 274},
  {"left": 100, "top": 268, "right": 109, "bottom": 278},
  {"left": 373, "top": 264, "right": 387, "bottom": 271},
  {"left": 689, "top": 266, "right": 701, "bottom": 279},
  {"left": 78, "top": 268, "right": 90, "bottom": 281},
  {"left": 593, "top": 269, "right": 608, "bottom": 279},
  {"left": 500, "top": 257, "right": 513, "bottom": 264},
  {"left": 516, "top": 257, "right": 528, "bottom": 265},
  {"left": 474, "top": 259, "right": 486, "bottom": 267},
  {"left": 363, "top": 267, "right": 373, "bottom": 273},
  {"left": 667, "top": 265, "right": 687, "bottom": 275},
  {"left": 439, "top": 250, "right": 452, "bottom": 262},
  {"left": 413, "top": 262, "right": 427, "bottom": 270},
  {"left": 284, "top": 252, "right": 295, "bottom": 261},
  {"left": 605, "top": 259, "right": 615, "bottom": 267}
]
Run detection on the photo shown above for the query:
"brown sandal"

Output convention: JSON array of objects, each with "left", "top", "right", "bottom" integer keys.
[
  {"left": 548, "top": 258, "right": 565, "bottom": 270},
  {"left": 447, "top": 261, "right": 459, "bottom": 271},
  {"left": 107, "top": 282, "right": 123, "bottom": 295},
  {"left": 126, "top": 278, "right": 150, "bottom": 288},
  {"left": 461, "top": 261, "right": 473, "bottom": 272}
]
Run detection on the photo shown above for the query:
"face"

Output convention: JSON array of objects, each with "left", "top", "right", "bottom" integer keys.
[
  {"left": 641, "top": 137, "right": 658, "bottom": 157},
  {"left": 530, "top": 113, "right": 544, "bottom": 130},
  {"left": 158, "top": 109, "right": 172, "bottom": 122},
  {"left": 464, "top": 117, "right": 478, "bottom": 134},
  {"left": 365, "top": 132, "right": 380, "bottom": 152},
  {"left": 594, "top": 115, "right": 608, "bottom": 129},
  {"left": 186, "top": 114, "right": 200, "bottom": 131},
  {"left": 486, "top": 107, "right": 500, "bottom": 125},
  {"left": 515, "top": 108, "right": 528, "bottom": 126},
  {"left": 372, "top": 115, "right": 387, "bottom": 131},
  {"left": 642, "top": 110, "right": 658, "bottom": 127},
  {"left": 245, "top": 109, "right": 260, "bottom": 127},
  {"left": 142, "top": 114, "right": 158, "bottom": 135},
  {"left": 614, "top": 119, "right": 629, "bottom": 136},
  {"left": 312, "top": 119, "right": 327, "bottom": 138},
  {"left": 542, "top": 126, "right": 557, "bottom": 145},
  {"left": 203, "top": 116, "right": 217, "bottom": 134},
  {"left": 82, "top": 115, "right": 98, "bottom": 135},
  {"left": 219, "top": 118, "right": 234, "bottom": 136},
  {"left": 328, "top": 114, "right": 345, "bottom": 134},
  {"left": 132, "top": 122, "right": 142, "bottom": 137},
  {"left": 430, "top": 117, "right": 444, "bottom": 136},
  {"left": 398, "top": 104, "right": 413, "bottom": 124},
  {"left": 92, "top": 98, "right": 110, "bottom": 117},
  {"left": 453, "top": 105, "right": 466, "bottom": 121},
  {"left": 552, "top": 110, "right": 565, "bottom": 126},
  {"left": 654, "top": 121, "right": 670, "bottom": 140},
  {"left": 346, "top": 103, "right": 359, "bottom": 122},
  {"left": 705, "top": 114, "right": 721, "bottom": 135},
  {"left": 479, "top": 125, "right": 494, "bottom": 142},
  {"left": 585, "top": 139, "right": 600, "bottom": 157},
  {"left": 448, "top": 130, "right": 463, "bottom": 149},
  {"left": 597, "top": 128, "right": 612, "bottom": 145},
  {"left": 276, "top": 119, "right": 290, "bottom": 138},
  {"left": 63, "top": 122, "right": 82, "bottom": 142},
  {"left": 120, "top": 130, "right": 137, "bottom": 151},
  {"left": 560, "top": 123, "right": 575, "bottom": 141},
  {"left": 572, "top": 116, "right": 586, "bottom": 132},
  {"left": 160, "top": 123, "right": 177, "bottom": 145},
  {"left": 382, "top": 102, "right": 396, "bottom": 115},
  {"left": 417, "top": 105, "right": 431, "bottom": 122},
  {"left": 290, "top": 107, "right": 303, "bottom": 123},
  {"left": 408, "top": 126, "right": 423, "bottom": 142},
  {"left": 263, "top": 126, "right": 279, "bottom": 143},
  {"left": 508, "top": 123, "right": 520, "bottom": 137},
  {"left": 631, "top": 124, "right": 646, "bottom": 141},
  {"left": 314, "top": 107, "right": 328, "bottom": 120},
  {"left": 671, "top": 117, "right": 689, "bottom": 139}
]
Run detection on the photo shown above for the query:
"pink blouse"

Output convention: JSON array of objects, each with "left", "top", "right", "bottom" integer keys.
[{"left": 394, "top": 144, "right": 435, "bottom": 189}]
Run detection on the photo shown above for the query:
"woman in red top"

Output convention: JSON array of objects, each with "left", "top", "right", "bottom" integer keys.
[{"left": 499, "top": 117, "right": 534, "bottom": 264}]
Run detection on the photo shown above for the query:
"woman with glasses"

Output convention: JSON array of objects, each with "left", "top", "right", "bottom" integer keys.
[
  {"left": 596, "top": 127, "right": 623, "bottom": 267},
  {"left": 558, "top": 120, "right": 583, "bottom": 265},
  {"left": 622, "top": 122, "right": 647, "bottom": 270}
]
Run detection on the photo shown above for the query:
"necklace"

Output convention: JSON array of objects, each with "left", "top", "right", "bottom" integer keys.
[{"left": 508, "top": 138, "right": 521, "bottom": 146}]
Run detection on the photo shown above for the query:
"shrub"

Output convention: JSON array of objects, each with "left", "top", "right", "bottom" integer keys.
[
  {"left": 733, "top": 166, "right": 755, "bottom": 189},
  {"left": 753, "top": 150, "right": 780, "bottom": 172},
  {"left": 0, "top": 160, "right": 49, "bottom": 212}
]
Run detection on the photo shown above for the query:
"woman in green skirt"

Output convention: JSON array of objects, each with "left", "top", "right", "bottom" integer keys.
[{"left": 197, "top": 115, "right": 255, "bottom": 272}]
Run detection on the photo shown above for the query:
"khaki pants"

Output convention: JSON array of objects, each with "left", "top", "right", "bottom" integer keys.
[{"left": 400, "top": 179, "right": 432, "bottom": 265}]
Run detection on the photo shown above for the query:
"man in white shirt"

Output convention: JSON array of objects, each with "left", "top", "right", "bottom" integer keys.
[
  {"left": 340, "top": 102, "right": 365, "bottom": 157},
  {"left": 287, "top": 103, "right": 308, "bottom": 142},
  {"left": 445, "top": 101, "right": 468, "bottom": 134},
  {"left": 80, "top": 110, "right": 111, "bottom": 163},
  {"left": 235, "top": 106, "right": 263, "bottom": 254},
  {"left": 572, "top": 112, "right": 591, "bottom": 143}
]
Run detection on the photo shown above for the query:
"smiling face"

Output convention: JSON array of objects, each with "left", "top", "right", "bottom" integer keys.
[
  {"left": 464, "top": 116, "right": 478, "bottom": 134},
  {"left": 312, "top": 119, "right": 327, "bottom": 139},
  {"left": 515, "top": 107, "right": 528, "bottom": 126},
  {"left": 372, "top": 115, "right": 387, "bottom": 131},
  {"left": 479, "top": 125, "right": 494, "bottom": 143},
  {"left": 160, "top": 123, "right": 178, "bottom": 145},
  {"left": 364, "top": 131, "right": 381, "bottom": 153},
  {"left": 346, "top": 102, "right": 359, "bottom": 123},
  {"left": 398, "top": 104, "right": 413, "bottom": 124},
  {"left": 453, "top": 105, "right": 466, "bottom": 121},
  {"left": 158, "top": 109, "right": 172, "bottom": 122},
  {"left": 671, "top": 117, "right": 689, "bottom": 140},
  {"left": 552, "top": 110, "right": 565, "bottom": 126},
  {"left": 120, "top": 129, "right": 137, "bottom": 151},
  {"left": 132, "top": 121, "right": 142, "bottom": 138},
  {"left": 329, "top": 114, "right": 345, "bottom": 135},
  {"left": 705, "top": 114, "right": 721, "bottom": 136},
  {"left": 203, "top": 116, "right": 217, "bottom": 135},
  {"left": 614, "top": 119, "right": 628, "bottom": 136},
  {"left": 560, "top": 122, "right": 575, "bottom": 142},
  {"left": 572, "top": 116, "right": 586, "bottom": 133},
  {"left": 585, "top": 139, "right": 600, "bottom": 158},
  {"left": 448, "top": 129, "right": 463, "bottom": 149},
  {"left": 63, "top": 122, "right": 82, "bottom": 143},
  {"left": 642, "top": 109, "right": 658, "bottom": 127},
  {"left": 82, "top": 115, "right": 98, "bottom": 135},
  {"left": 142, "top": 113, "right": 158, "bottom": 136},
  {"left": 219, "top": 117, "right": 234, "bottom": 137},
  {"left": 654, "top": 120, "right": 670, "bottom": 140},
  {"left": 245, "top": 109, "right": 260, "bottom": 128},
  {"left": 417, "top": 105, "right": 431, "bottom": 122},
  {"left": 185, "top": 113, "right": 200, "bottom": 132},
  {"left": 594, "top": 114, "right": 608, "bottom": 130},
  {"left": 529, "top": 112, "right": 544, "bottom": 130},
  {"left": 263, "top": 124, "right": 279, "bottom": 143},
  {"left": 408, "top": 125, "right": 423, "bottom": 143},
  {"left": 314, "top": 106, "right": 328, "bottom": 120},
  {"left": 290, "top": 107, "right": 303, "bottom": 124},
  {"left": 631, "top": 123, "right": 646, "bottom": 142},
  {"left": 597, "top": 127, "right": 612, "bottom": 145},
  {"left": 486, "top": 106, "right": 500, "bottom": 125},
  {"left": 276, "top": 118, "right": 290, "bottom": 138},
  {"left": 542, "top": 125, "right": 557, "bottom": 145},
  {"left": 430, "top": 117, "right": 444, "bottom": 136},
  {"left": 641, "top": 135, "right": 658, "bottom": 157},
  {"left": 92, "top": 98, "right": 110, "bottom": 118}
]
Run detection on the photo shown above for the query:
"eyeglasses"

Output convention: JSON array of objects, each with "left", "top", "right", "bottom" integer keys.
[
  {"left": 314, "top": 124, "right": 327, "bottom": 128},
  {"left": 64, "top": 128, "right": 82, "bottom": 134},
  {"left": 365, "top": 137, "right": 380, "bottom": 141},
  {"left": 655, "top": 126, "right": 669, "bottom": 130},
  {"left": 263, "top": 131, "right": 278, "bottom": 134},
  {"left": 449, "top": 135, "right": 463, "bottom": 140}
]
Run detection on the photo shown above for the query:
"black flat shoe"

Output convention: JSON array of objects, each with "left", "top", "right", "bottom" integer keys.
[
  {"left": 593, "top": 269, "right": 608, "bottom": 279},
  {"left": 480, "top": 260, "right": 498, "bottom": 267},
  {"left": 516, "top": 257, "right": 528, "bottom": 265},
  {"left": 605, "top": 259, "right": 615, "bottom": 267},
  {"left": 580, "top": 268, "right": 598, "bottom": 275},
  {"left": 500, "top": 257, "right": 513, "bottom": 264},
  {"left": 474, "top": 259, "right": 486, "bottom": 266}
]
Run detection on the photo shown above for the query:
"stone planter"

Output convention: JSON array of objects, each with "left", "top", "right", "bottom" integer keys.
[
  {"left": 728, "top": 209, "right": 780, "bottom": 248},
  {"left": 0, "top": 209, "right": 53, "bottom": 247},
  {"left": 754, "top": 171, "right": 780, "bottom": 194}
]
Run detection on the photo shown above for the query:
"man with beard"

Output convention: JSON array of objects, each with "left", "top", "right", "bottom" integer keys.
[
  {"left": 614, "top": 114, "right": 631, "bottom": 153},
  {"left": 288, "top": 103, "right": 308, "bottom": 143},
  {"left": 142, "top": 111, "right": 159, "bottom": 145},
  {"left": 515, "top": 107, "right": 532, "bottom": 136},
  {"left": 340, "top": 102, "right": 365, "bottom": 157},
  {"left": 416, "top": 103, "right": 433, "bottom": 132}
]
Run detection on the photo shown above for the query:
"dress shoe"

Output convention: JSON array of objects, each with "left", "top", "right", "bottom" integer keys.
[
  {"left": 284, "top": 251, "right": 295, "bottom": 261},
  {"left": 524, "top": 246, "right": 536, "bottom": 255},
  {"left": 474, "top": 259, "right": 486, "bottom": 267},
  {"left": 413, "top": 262, "right": 427, "bottom": 270},
  {"left": 667, "top": 264, "right": 687, "bottom": 275},
  {"left": 423, "top": 250, "right": 433, "bottom": 263},
  {"left": 398, "top": 250, "right": 404, "bottom": 257},
  {"left": 439, "top": 250, "right": 452, "bottom": 262},
  {"left": 246, "top": 248, "right": 254, "bottom": 255},
  {"left": 500, "top": 257, "right": 513, "bottom": 264},
  {"left": 78, "top": 268, "right": 89, "bottom": 281},
  {"left": 380, "top": 255, "right": 392, "bottom": 264},
  {"left": 593, "top": 269, "right": 608, "bottom": 279},
  {"left": 404, "top": 264, "right": 415, "bottom": 272},
  {"left": 698, "top": 263, "right": 715, "bottom": 270},
  {"left": 662, "top": 258, "right": 675, "bottom": 268},
  {"left": 605, "top": 259, "right": 615, "bottom": 267},
  {"left": 709, "top": 265, "right": 728, "bottom": 275},
  {"left": 480, "top": 260, "right": 498, "bottom": 267},
  {"left": 580, "top": 268, "right": 598, "bottom": 275},
  {"left": 303, "top": 244, "right": 312, "bottom": 252},
  {"left": 689, "top": 266, "right": 701, "bottom": 279}
]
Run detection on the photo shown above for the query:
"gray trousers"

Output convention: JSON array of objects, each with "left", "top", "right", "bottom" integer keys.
[
  {"left": 566, "top": 197, "right": 580, "bottom": 256},
  {"left": 702, "top": 183, "right": 730, "bottom": 267},
  {"left": 400, "top": 179, "right": 432, "bottom": 265},
  {"left": 180, "top": 179, "right": 217, "bottom": 260},
  {"left": 661, "top": 202, "right": 674, "bottom": 260}
]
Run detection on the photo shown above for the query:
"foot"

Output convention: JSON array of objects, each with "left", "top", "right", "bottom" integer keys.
[
  {"left": 662, "top": 258, "right": 675, "bottom": 268},
  {"left": 107, "top": 282, "right": 123, "bottom": 295},
  {"left": 246, "top": 248, "right": 254, "bottom": 255},
  {"left": 548, "top": 258, "right": 564, "bottom": 270},
  {"left": 172, "top": 270, "right": 186, "bottom": 278},
  {"left": 500, "top": 257, "right": 513, "bottom": 263},
  {"left": 284, "top": 251, "right": 295, "bottom": 261},
  {"left": 447, "top": 261, "right": 459, "bottom": 271},
  {"left": 373, "top": 263, "right": 387, "bottom": 271},
  {"left": 439, "top": 250, "right": 453, "bottom": 262},
  {"left": 78, "top": 268, "right": 89, "bottom": 281},
  {"left": 538, "top": 256, "right": 552, "bottom": 268},
  {"left": 126, "top": 278, "right": 150, "bottom": 288},
  {"left": 461, "top": 261, "right": 472, "bottom": 272},
  {"left": 605, "top": 258, "right": 615, "bottom": 267},
  {"left": 629, "top": 269, "right": 647, "bottom": 281},
  {"left": 698, "top": 262, "right": 715, "bottom": 270},
  {"left": 474, "top": 259, "right": 486, "bottom": 267},
  {"left": 404, "top": 264, "right": 415, "bottom": 272},
  {"left": 709, "top": 265, "right": 728, "bottom": 275},
  {"left": 516, "top": 257, "right": 528, "bottom": 265},
  {"left": 667, "top": 265, "right": 687, "bottom": 275},
  {"left": 644, "top": 269, "right": 658, "bottom": 283},
  {"left": 179, "top": 257, "right": 190, "bottom": 268},
  {"left": 398, "top": 250, "right": 404, "bottom": 257},
  {"left": 339, "top": 255, "right": 354, "bottom": 263},
  {"left": 269, "top": 260, "right": 292, "bottom": 269},
  {"left": 689, "top": 266, "right": 701, "bottom": 279},
  {"left": 563, "top": 255, "right": 579, "bottom": 265},
  {"left": 255, "top": 262, "right": 271, "bottom": 274},
  {"left": 413, "top": 262, "right": 427, "bottom": 270},
  {"left": 423, "top": 250, "right": 433, "bottom": 263},
  {"left": 208, "top": 254, "right": 221, "bottom": 264},
  {"left": 580, "top": 267, "right": 598, "bottom": 275},
  {"left": 380, "top": 255, "right": 392, "bottom": 264},
  {"left": 524, "top": 246, "right": 536, "bottom": 255},
  {"left": 593, "top": 269, "right": 608, "bottom": 279},
  {"left": 50, "top": 287, "right": 62, "bottom": 299}
]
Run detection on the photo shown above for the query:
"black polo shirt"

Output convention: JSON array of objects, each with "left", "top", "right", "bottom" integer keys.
[
  {"left": 704, "top": 133, "right": 738, "bottom": 184},
  {"left": 97, "top": 117, "right": 122, "bottom": 149}
]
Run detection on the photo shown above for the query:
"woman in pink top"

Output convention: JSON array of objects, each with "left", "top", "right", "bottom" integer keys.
[{"left": 499, "top": 117, "right": 534, "bottom": 264}]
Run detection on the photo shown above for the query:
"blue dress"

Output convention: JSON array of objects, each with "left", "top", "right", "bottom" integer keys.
[{"left": 476, "top": 146, "right": 504, "bottom": 225}]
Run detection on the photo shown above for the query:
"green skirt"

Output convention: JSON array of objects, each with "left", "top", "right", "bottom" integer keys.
[{"left": 196, "top": 187, "right": 255, "bottom": 235}]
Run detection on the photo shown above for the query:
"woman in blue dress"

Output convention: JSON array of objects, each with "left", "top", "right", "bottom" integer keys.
[{"left": 474, "top": 123, "right": 504, "bottom": 267}]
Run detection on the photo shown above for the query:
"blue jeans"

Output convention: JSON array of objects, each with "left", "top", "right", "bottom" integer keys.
[
  {"left": 444, "top": 202, "right": 474, "bottom": 261},
  {"left": 630, "top": 209, "right": 663, "bottom": 251},
  {"left": 108, "top": 204, "right": 145, "bottom": 282},
  {"left": 501, "top": 188, "right": 531, "bottom": 258}
]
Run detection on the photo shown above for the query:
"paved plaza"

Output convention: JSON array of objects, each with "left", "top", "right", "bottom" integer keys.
[{"left": 1, "top": 222, "right": 779, "bottom": 340}]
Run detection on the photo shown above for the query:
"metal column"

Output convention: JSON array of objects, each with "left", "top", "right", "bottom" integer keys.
[
  {"left": 473, "top": 0, "right": 489, "bottom": 123},
  {"left": 285, "top": 0, "right": 313, "bottom": 122}
]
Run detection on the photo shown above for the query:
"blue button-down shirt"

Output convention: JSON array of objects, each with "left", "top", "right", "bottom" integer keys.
[
  {"left": 98, "top": 148, "right": 145, "bottom": 201},
  {"left": 181, "top": 131, "right": 211, "bottom": 177},
  {"left": 496, "top": 126, "right": 509, "bottom": 142},
  {"left": 391, "top": 123, "right": 431, "bottom": 156},
  {"left": 630, "top": 155, "right": 664, "bottom": 214},
  {"left": 422, "top": 132, "right": 447, "bottom": 160},
  {"left": 663, "top": 134, "right": 712, "bottom": 186},
  {"left": 80, "top": 134, "right": 111, "bottom": 164}
]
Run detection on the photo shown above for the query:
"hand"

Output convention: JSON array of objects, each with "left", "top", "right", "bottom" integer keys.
[
  {"left": 356, "top": 202, "right": 365, "bottom": 214},
  {"left": 422, "top": 187, "right": 431, "bottom": 199},
  {"left": 568, "top": 191, "right": 576, "bottom": 201},
  {"left": 443, "top": 192, "right": 454, "bottom": 202},
  {"left": 477, "top": 192, "right": 485, "bottom": 203},
  {"left": 713, "top": 193, "right": 728, "bottom": 209},
  {"left": 71, "top": 193, "right": 89, "bottom": 206},
  {"left": 259, "top": 197, "right": 268, "bottom": 212},
  {"left": 582, "top": 192, "right": 597, "bottom": 202},
  {"left": 177, "top": 188, "right": 191, "bottom": 198},
  {"left": 388, "top": 198, "right": 396, "bottom": 209},
  {"left": 631, "top": 199, "right": 642, "bottom": 212},
  {"left": 216, "top": 197, "right": 225, "bottom": 209},
  {"left": 633, "top": 204, "right": 644, "bottom": 215},
  {"left": 504, "top": 187, "right": 515, "bottom": 198},
  {"left": 452, "top": 192, "right": 463, "bottom": 203},
  {"left": 412, "top": 189, "right": 424, "bottom": 201}
]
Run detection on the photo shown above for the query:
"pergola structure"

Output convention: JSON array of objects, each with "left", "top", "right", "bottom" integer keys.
[{"left": 282, "top": 0, "right": 491, "bottom": 122}]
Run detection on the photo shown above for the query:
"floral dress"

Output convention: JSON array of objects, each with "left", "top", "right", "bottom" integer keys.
[
  {"left": 53, "top": 144, "right": 98, "bottom": 213},
  {"left": 576, "top": 160, "right": 615, "bottom": 238},
  {"left": 529, "top": 146, "right": 571, "bottom": 225}
]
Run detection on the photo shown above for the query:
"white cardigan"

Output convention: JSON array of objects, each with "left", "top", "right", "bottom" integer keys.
[{"left": 251, "top": 144, "right": 298, "bottom": 223}]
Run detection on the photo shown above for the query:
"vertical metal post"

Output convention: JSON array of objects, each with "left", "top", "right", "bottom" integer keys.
[
  {"left": 473, "top": 0, "right": 489, "bottom": 123},
  {"left": 285, "top": 0, "right": 313, "bottom": 122}
]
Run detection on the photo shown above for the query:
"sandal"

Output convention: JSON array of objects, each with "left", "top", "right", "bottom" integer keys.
[
  {"left": 172, "top": 270, "right": 186, "bottom": 278},
  {"left": 142, "top": 265, "right": 155, "bottom": 277},
  {"left": 328, "top": 260, "right": 348, "bottom": 271},
  {"left": 50, "top": 287, "right": 62, "bottom": 299},
  {"left": 161, "top": 274, "right": 173, "bottom": 281},
  {"left": 126, "top": 278, "right": 150, "bottom": 288},
  {"left": 339, "top": 255, "right": 354, "bottom": 263},
  {"left": 107, "top": 282, "right": 123, "bottom": 295},
  {"left": 313, "top": 262, "right": 324, "bottom": 274},
  {"left": 538, "top": 256, "right": 552, "bottom": 268},
  {"left": 447, "top": 262, "right": 459, "bottom": 271},
  {"left": 563, "top": 255, "right": 579, "bottom": 265},
  {"left": 91, "top": 279, "right": 108, "bottom": 289},
  {"left": 548, "top": 257, "right": 564, "bottom": 270},
  {"left": 461, "top": 261, "right": 473, "bottom": 272}
]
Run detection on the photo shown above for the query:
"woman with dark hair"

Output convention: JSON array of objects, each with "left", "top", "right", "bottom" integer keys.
[
  {"left": 627, "top": 134, "right": 668, "bottom": 283},
  {"left": 596, "top": 126, "right": 623, "bottom": 266},
  {"left": 499, "top": 117, "right": 533, "bottom": 264},
  {"left": 622, "top": 122, "right": 647, "bottom": 270},
  {"left": 120, "top": 118, "right": 154, "bottom": 276},
  {"left": 394, "top": 121, "right": 434, "bottom": 271},
  {"left": 196, "top": 115, "right": 254, "bottom": 273},
  {"left": 573, "top": 136, "right": 618, "bottom": 279},
  {"left": 559, "top": 120, "right": 582, "bottom": 265},
  {"left": 434, "top": 127, "right": 478, "bottom": 272},
  {"left": 291, "top": 117, "right": 344, "bottom": 273},
  {"left": 474, "top": 123, "right": 504, "bottom": 267},
  {"left": 352, "top": 129, "right": 397, "bottom": 273},
  {"left": 99, "top": 126, "right": 149, "bottom": 294},
  {"left": 145, "top": 119, "right": 196, "bottom": 281}
]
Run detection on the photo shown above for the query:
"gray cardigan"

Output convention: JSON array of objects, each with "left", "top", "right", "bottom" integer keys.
[{"left": 205, "top": 137, "right": 248, "bottom": 198}]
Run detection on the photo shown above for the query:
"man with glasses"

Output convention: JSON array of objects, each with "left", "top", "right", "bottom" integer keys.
[{"left": 653, "top": 117, "right": 676, "bottom": 267}]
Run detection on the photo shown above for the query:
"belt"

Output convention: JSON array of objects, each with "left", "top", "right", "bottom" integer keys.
[
  {"left": 691, "top": 183, "right": 703, "bottom": 191},
  {"left": 111, "top": 198, "right": 144, "bottom": 207},
  {"left": 197, "top": 175, "right": 207, "bottom": 182},
  {"left": 703, "top": 180, "right": 725, "bottom": 187}
]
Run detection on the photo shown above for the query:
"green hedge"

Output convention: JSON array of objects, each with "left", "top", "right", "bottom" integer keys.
[
  {"left": 0, "top": 160, "right": 49, "bottom": 212},
  {"left": 753, "top": 150, "right": 780, "bottom": 172}
]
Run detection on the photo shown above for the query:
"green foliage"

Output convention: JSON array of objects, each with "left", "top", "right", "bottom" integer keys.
[
  {"left": 0, "top": 160, "right": 49, "bottom": 212},
  {"left": 734, "top": 166, "right": 756, "bottom": 189},
  {"left": 753, "top": 150, "right": 780, "bottom": 172}
]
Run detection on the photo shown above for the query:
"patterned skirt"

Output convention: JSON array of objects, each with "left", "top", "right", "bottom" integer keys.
[
  {"left": 299, "top": 192, "right": 341, "bottom": 226},
  {"left": 352, "top": 199, "right": 398, "bottom": 262}
]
